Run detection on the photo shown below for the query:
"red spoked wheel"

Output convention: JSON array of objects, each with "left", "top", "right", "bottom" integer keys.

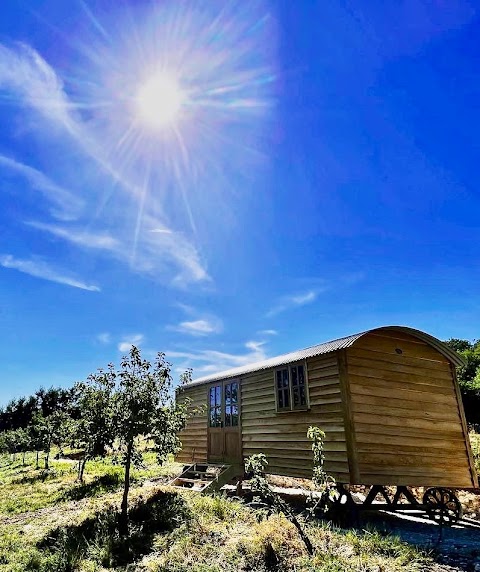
[{"left": 423, "top": 487, "right": 462, "bottom": 525}]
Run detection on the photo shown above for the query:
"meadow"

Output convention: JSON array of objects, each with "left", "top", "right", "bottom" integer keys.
[{"left": 0, "top": 447, "right": 452, "bottom": 572}]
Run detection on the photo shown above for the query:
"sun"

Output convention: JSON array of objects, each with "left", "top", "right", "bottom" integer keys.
[{"left": 135, "top": 72, "right": 184, "bottom": 129}]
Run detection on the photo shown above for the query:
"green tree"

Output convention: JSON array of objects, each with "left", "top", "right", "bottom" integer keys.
[
  {"left": 14, "top": 428, "right": 30, "bottom": 465},
  {"left": 32, "top": 410, "right": 72, "bottom": 469},
  {"left": 444, "top": 338, "right": 480, "bottom": 425},
  {"left": 113, "top": 346, "right": 189, "bottom": 533},
  {"left": 72, "top": 370, "right": 116, "bottom": 482}
]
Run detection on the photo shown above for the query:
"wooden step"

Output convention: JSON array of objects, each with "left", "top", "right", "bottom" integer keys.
[{"left": 168, "top": 463, "right": 242, "bottom": 493}]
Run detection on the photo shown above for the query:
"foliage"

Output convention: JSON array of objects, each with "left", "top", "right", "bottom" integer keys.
[
  {"left": 306, "top": 426, "right": 338, "bottom": 517},
  {"left": 470, "top": 431, "right": 480, "bottom": 475},
  {"left": 108, "top": 346, "right": 190, "bottom": 532},
  {"left": 0, "top": 454, "right": 436, "bottom": 572},
  {"left": 444, "top": 338, "right": 480, "bottom": 425},
  {"left": 245, "top": 453, "right": 314, "bottom": 554},
  {"left": 31, "top": 411, "right": 73, "bottom": 469},
  {"left": 0, "top": 388, "right": 73, "bottom": 432},
  {"left": 72, "top": 372, "right": 116, "bottom": 481}
]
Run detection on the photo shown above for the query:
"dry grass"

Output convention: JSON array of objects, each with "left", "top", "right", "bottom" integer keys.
[{"left": 0, "top": 452, "right": 433, "bottom": 572}]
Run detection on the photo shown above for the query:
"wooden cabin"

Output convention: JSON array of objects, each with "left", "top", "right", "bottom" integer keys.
[{"left": 176, "top": 326, "right": 478, "bottom": 488}]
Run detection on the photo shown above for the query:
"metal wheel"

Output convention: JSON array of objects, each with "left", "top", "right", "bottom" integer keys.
[{"left": 423, "top": 487, "right": 462, "bottom": 525}]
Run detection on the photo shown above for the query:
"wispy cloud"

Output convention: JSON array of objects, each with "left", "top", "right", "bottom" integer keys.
[
  {"left": 0, "top": 42, "right": 76, "bottom": 130},
  {"left": 0, "top": 254, "right": 100, "bottom": 291},
  {"left": 118, "top": 334, "right": 144, "bottom": 352},
  {"left": 168, "top": 305, "right": 221, "bottom": 336},
  {"left": 266, "top": 289, "right": 318, "bottom": 317},
  {"left": 173, "top": 319, "right": 222, "bottom": 336},
  {"left": 96, "top": 332, "right": 111, "bottom": 344},
  {"left": 0, "top": 42, "right": 210, "bottom": 287},
  {"left": 167, "top": 339, "right": 267, "bottom": 376},
  {"left": 27, "top": 215, "right": 209, "bottom": 286},
  {"left": 0, "top": 155, "right": 83, "bottom": 221},
  {"left": 257, "top": 329, "right": 278, "bottom": 336},
  {"left": 27, "top": 221, "right": 119, "bottom": 250}
]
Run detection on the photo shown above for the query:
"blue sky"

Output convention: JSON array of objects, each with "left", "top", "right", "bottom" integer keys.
[{"left": 1, "top": 0, "right": 480, "bottom": 405}]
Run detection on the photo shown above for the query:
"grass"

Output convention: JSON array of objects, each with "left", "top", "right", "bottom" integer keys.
[
  {"left": 470, "top": 431, "right": 480, "bottom": 474},
  {"left": 0, "top": 451, "right": 434, "bottom": 572}
]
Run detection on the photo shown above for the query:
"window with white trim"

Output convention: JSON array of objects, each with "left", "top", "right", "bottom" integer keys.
[{"left": 275, "top": 363, "right": 308, "bottom": 411}]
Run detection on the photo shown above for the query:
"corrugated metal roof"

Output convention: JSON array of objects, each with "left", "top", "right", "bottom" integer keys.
[{"left": 185, "top": 326, "right": 464, "bottom": 388}]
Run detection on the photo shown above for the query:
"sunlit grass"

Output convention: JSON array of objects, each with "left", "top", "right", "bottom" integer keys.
[
  {"left": 470, "top": 431, "right": 480, "bottom": 474},
  {"left": 0, "top": 451, "right": 431, "bottom": 572}
]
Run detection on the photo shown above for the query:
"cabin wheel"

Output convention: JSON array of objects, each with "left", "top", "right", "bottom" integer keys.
[{"left": 422, "top": 487, "right": 462, "bottom": 525}]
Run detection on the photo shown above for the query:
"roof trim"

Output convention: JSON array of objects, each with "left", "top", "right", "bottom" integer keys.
[{"left": 184, "top": 325, "right": 464, "bottom": 387}]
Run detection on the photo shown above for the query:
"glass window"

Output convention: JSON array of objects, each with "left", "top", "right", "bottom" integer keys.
[
  {"left": 209, "top": 384, "right": 222, "bottom": 427},
  {"left": 275, "top": 364, "right": 308, "bottom": 411},
  {"left": 276, "top": 368, "right": 290, "bottom": 410},
  {"left": 209, "top": 381, "right": 240, "bottom": 427},
  {"left": 224, "top": 382, "right": 239, "bottom": 426}
]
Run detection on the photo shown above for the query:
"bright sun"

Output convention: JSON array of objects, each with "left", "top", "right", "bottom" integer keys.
[{"left": 135, "top": 73, "right": 184, "bottom": 129}]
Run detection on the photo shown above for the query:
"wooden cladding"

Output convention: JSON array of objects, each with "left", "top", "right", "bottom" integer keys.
[
  {"left": 176, "top": 327, "right": 477, "bottom": 489},
  {"left": 176, "top": 385, "right": 208, "bottom": 464},
  {"left": 348, "top": 331, "right": 476, "bottom": 488}
]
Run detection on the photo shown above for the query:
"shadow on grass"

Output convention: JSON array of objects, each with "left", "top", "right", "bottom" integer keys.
[
  {"left": 38, "top": 490, "right": 190, "bottom": 570},
  {"left": 13, "top": 469, "right": 65, "bottom": 485},
  {"left": 61, "top": 473, "right": 122, "bottom": 501}
]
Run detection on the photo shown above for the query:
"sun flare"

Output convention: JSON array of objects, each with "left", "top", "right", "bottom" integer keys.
[{"left": 135, "top": 73, "right": 184, "bottom": 129}]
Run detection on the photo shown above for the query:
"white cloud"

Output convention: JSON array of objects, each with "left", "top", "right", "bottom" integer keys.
[
  {"left": 96, "top": 332, "right": 111, "bottom": 344},
  {"left": 291, "top": 291, "right": 316, "bottom": 305},
  {"left": 0, "top": 42, "right": 76, "bottom": 130},
  {"left": 258, "top": 329, "right": 278, "bottom": 336},
  {"left": 0, "top": 155, "right": 83, "bottom": 221},
  {"left": 170, "top": 318, "right": 222, "bottom": 337},
  {"left": 118, "top": 334, "right": 144, "bottom": 352},
  {"left": 27, "top": 221, "right": 119, "bottom": 250},
  {"left": 166, "top": 339, "right": 267, "bottom": 376},
  {"left": 266, "top": 289, "right": 318, "bottom": 317},
  {"left": 0, "top": 254, "right": 100, "bottom": 291},
  {"left": 0, "top": 43, "right": 210, "bottom": 287}
]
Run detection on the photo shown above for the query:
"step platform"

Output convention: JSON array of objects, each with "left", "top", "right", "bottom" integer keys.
[{"left": 168, "top": 463, "right": 240, "bottom": 493}]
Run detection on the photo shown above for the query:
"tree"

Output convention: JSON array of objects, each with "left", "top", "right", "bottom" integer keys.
[
  {"left": 14, "top": 428, "right": 30, "bottom": 465},
  {"left": 32, "top": 410, "right": 72, "bottom": 469},
  {"left": 113, "top": 346, "right": 190, "bottom": 533},
  {"left": 72, "top": 370, "right": 116, "bottom": 482},
  {"left": 444, "top": 338, "right": 480, "bottom": 425}
]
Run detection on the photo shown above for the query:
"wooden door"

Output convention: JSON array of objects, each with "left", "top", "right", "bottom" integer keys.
[{"left": 207, "top": 380, "right": 241, "bottom": 464}]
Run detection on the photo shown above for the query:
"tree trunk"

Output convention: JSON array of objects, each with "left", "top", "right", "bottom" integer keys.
[
  {"left": 119, "top": 440, "right": 133, "bottom": 535},
  {"left": 22, "top": 451, "right": 26, "bottom": 465},
  {"left": 44, "top": 450, "right": 49, "bottom": 470},
  {"left": 36, "top": 450, "right": 39, "bottom": 469},
  {"left": 78, "top": 457, "right": 87, "bottom": 482}
]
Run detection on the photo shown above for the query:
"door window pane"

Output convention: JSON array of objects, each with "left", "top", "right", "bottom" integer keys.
[
  {"left": 209, "top": 385, "right": 222, "bottom": 427},
  {"left": 231, "top": 404, "right": 239, "bottom": 426}
]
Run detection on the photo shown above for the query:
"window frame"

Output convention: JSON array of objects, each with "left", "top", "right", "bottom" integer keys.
[
  {"left": 208, "top": 379, "right": 240, "bottom": 428},
  {"left": 274, "top": 360, "right": 309, "bottom": 413}
]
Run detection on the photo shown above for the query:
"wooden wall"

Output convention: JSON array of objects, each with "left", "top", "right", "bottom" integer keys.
[
  {"left": 241, "top": 354, "right": 350, "bottom": 480},
  {"left": 346, "top": 330, "right": 476, "bottom": 487},
  {"left": 176, "top": 384, "right": 208, "bottom": 464}
]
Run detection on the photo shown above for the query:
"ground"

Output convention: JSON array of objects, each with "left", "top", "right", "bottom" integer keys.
[{"left": 0, "top": 451, "right": 478, "bottom": 571}]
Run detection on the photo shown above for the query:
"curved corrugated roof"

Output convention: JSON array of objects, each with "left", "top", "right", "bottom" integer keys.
[{"left": 186, "top": 325, "right": 464, "bottom": 387}]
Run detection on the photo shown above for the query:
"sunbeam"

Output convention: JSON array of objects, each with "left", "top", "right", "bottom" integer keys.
[{"left": 66, "top": 0, "right": 276, "bottom": 237}]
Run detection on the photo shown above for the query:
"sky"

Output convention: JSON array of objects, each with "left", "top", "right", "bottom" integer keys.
[{"left": 1, "top": 0, "right": 480, "bottom": 405}]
